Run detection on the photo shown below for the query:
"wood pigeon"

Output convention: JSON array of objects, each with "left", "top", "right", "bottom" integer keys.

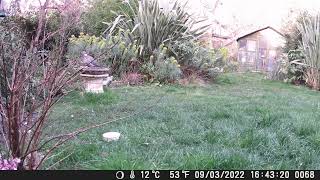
[{"left": 81, "top": 51, "right": 100, "bottom": 67}]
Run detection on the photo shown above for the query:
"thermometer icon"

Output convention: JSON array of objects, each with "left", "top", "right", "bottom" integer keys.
[{"left": 130, "top": 170, "right": 135, "bottom": 179}]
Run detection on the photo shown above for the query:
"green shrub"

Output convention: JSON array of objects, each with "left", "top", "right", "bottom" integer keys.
[
  {"left": 0, "top": 16, "right": 29, "bottom": 100},
  {"left": 0, "top": 16, "right": 36, "bottom": 46},
  {"left": 110, "top": 0, "right": 209, "bottom": 57},
  {"left": 67, "top": 33, "right": 105, "bottom": 62},
  {"left": 223, "top": 59, "right": 239, "bottom": 73},
  {"left": 267, "top": 55, "right": 290, "bottom": 81},
  {"left": 154, "top": 56, "right": 181, "bottom": 83},
  {"left": 297, "top": 14, "right": 320, "bottom": 90},
  {"left": 104, "top": 29, "right": 139, "bottom": 76},
  {"left": 81, "top": 0, "right": 137, "bottom": 35},
  {"left": 282, "top": 11, "right": 310, "bottom": 53},
  {"left": 287, "top": 50, "right": 305, "bottom": 84},
  {"left": 67, "top": 29, "right": 140, "bottom": 77},
  {"left": 141, "top": 45, "right": 181, "bottom": 83},
  {"left": 268, "top": 53, "right": 305, "bottom": 84},
  {"left": 172, "top": 40, "right": 221, "bottom": 80},
  {"left": 67, "top": 33, "right": 108, "bottom": 63},
  {"left": 281, "top": 11, "right": 320, "bottom": 88}
]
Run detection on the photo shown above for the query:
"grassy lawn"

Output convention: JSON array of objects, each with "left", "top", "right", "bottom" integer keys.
[{"left": 45, "top": 73, "right": 320, "bottom": 170}]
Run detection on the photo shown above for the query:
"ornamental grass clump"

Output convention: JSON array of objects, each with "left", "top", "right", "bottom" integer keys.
[
  {"left": 297, "top": 13, "right": 320, "bottom": 90},
  {"left": 110, "top": 0, "right": 209, "bottom": 57}
]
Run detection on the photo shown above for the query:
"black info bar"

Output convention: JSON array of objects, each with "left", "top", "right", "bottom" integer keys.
[{"left": 0, "top": 170, "right": 318, "bottom": 179}]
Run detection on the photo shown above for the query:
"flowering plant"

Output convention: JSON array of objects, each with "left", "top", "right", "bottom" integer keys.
[
  {"left": 141, "top": 44, "right": 181, "bottom": 83},
  {"left": 0, "top": 155, "right": 21, "bottom": 170}
]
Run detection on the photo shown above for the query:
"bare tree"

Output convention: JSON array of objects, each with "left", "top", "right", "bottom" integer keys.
[
  {"left": 0, "top": 0, "right": 83, "bottom": 169},
  {"left": 200, "top": 0, "right": 221, "bottom": 16},
  {"left": 0, "top": 0, "right": 159, "bottom": 170}
]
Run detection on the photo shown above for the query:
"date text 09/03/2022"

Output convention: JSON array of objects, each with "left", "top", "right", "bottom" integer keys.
[{"left": 113, "top": 170, "right": 316, "bottom": 179}]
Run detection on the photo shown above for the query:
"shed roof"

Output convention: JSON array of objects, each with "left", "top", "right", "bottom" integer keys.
[
  {"left": 236, "top": 26, "right": 284, "bottom": 41},
  {"left": 212, "top": 33, "right": 231, "bottom": 40}
]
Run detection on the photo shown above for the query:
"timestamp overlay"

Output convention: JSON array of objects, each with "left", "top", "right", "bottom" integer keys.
[
  {"left": 113, "top": 170, "right": 319, "bottom": 179},
  {"left": 1, "top": 170, "right": 319, "bottom": 180}
]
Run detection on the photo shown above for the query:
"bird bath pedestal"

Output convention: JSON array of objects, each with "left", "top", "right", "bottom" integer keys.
[{"left": 80, "top": 67, "right": 110, "bottom": 93}]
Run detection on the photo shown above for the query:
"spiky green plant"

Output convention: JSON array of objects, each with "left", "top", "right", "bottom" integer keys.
[
  {"left": 108, "top": 0, "right": 209, "bottom": 58},
  {"left": 297, "top": 13, "right": 320, "bottom": 90}
]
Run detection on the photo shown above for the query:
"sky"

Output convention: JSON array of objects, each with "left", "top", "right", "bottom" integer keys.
[
  {"left": 202, "top": 0, "right": 320, "bottom": 27},
  {"left": 160, "top": 0, "right": 320, "bottom": 35},
  {"left": 3, "top": 0, "right": 320, "bottom": 35}
]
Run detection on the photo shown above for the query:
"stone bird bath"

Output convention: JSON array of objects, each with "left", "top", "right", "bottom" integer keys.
[{"left": 80, "top": 67, "right": 111, "bottom": 93}]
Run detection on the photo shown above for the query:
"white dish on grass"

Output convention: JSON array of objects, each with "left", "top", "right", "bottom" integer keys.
[{"left": 103, "top": 132, "right": 121, "bottom": 142}]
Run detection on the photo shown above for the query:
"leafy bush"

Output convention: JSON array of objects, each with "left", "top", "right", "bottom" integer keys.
[
  {"left": 223, "top": 59, "right": 239, "bottom": 73},
  {"left": 0, "top": 3, "right": 83, "bottom": 169},
  {"left": 67, "top": 33, "right": 108, "bottom": 60},
  {"left": 286, "top": 50, "right": 305, "bottom": 84},
  {"left": 69, "top": 0, "right": 220, "bottom": 84},
  {"left": 297, "top": 14, "right": 320, "bottom": 90},
  {"left": 0, "top": 16, "right": 35, "bottom": 46},
  {"left": 172, "top": 40, "right": 221, "bottom": 80},
  {"left": 142, "top": 45, "right": 181, "bottom": 83},
  {"left": 81, "top": 0, "right": 137, "bottom": 35},
  {"left": 154, "top": 56, "right": 182, "bottom": 83},
  {"left": 268, "top": 52, "right": 306, "bottom": 84},
  {"left": 216, "top": 48, "right": 239, "bottom": 73},
  {"left": 282, "top": 11, "right": 310, "bottom": 53},
  {"left": 104, "top": 29, "right": 139, "bottom": 76},
  {"left": 267, "top": 54, "right": 290, "bottom": 81},
  {"left": 281, "top": 11, "right": 320, "bottom": 88},
  {"left": 0, "top": 16, "right": 29, "bottom": 99},
  {"left": 24, "top": 1, "right": 82, "bottom": 49},
  {"left": 67, "top": 29, "right": 139, "bottom": 76},
  {"left": 110, "top": 0, "right": 208, "bottom": 57}
]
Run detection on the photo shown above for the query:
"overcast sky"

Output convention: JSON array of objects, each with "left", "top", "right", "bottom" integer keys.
[
  {"left": 182, "top": 0, "right": 320, "bottom": 28},
  {"left": 3, "top": 0, "right": 320, "bottom": 33}
]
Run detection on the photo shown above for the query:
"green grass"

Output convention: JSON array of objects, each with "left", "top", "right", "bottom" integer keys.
[{"left": 44, "top": 73, "right": 320, "bottom": 170}]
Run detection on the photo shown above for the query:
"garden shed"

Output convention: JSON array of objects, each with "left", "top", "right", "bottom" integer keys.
[{"left": 237, "top": 26, "right": 285, "bottom": 72}]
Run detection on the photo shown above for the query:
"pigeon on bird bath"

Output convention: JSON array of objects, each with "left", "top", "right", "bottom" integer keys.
[
  {"left": 103, "top": 132, "right": 121, "bottom": 142},
  {"left": 80, "top": 51, "right": 112, "bottom": 93},
  {"left": 81, "top": 51, "right": 100, "bottom": 67}
]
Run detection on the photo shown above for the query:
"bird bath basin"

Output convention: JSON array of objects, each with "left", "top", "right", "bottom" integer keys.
[{"left": 80, "top": 67, "right": 111, "bottom": 93}]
